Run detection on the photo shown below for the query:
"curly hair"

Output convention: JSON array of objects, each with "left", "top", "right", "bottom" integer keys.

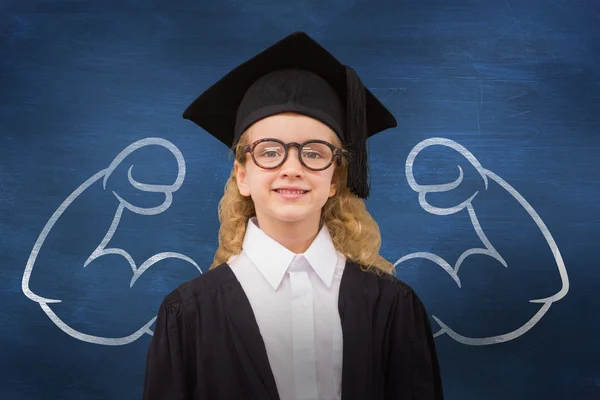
[{"left": 210, "top": 129, "right": 394, "bottom": 276}]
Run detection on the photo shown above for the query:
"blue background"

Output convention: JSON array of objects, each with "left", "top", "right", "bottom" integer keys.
[{"left": 1, "top": 0, "right": 599, "bottom": 399}]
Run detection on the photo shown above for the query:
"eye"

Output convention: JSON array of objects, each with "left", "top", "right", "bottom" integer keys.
[
  {"left": 302, "top": 145, "right": 327, "bottom": 159},
  {"left": 258, "top": 145, "right": 284, "bottom": 158},
  {"left": 302, "top": 150, "right": 323, "bottom": 159}
]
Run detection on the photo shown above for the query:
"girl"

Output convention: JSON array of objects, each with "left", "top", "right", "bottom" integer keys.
[{"left": 142, "top": 31, "right": 443, "bottom": 400}]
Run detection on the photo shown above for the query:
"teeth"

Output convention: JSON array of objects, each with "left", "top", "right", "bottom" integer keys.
[{"left": 276, "top": 189, "right": 306, "bottom": 194}]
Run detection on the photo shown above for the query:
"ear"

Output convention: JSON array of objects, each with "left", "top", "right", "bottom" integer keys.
[
  {"left": 329, "top": 180, "right": 337, "bottom": 197},
  {"left": 234, "top": 160, "right": 251, "bottom": 197},
  {"left": 329, "top": 168, "right": 338, "bottom": 198}
]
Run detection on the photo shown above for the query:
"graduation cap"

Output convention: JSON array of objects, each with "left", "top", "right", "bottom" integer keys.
[{"left": 183, "top": 31, "right": 397, "bottom": 198}]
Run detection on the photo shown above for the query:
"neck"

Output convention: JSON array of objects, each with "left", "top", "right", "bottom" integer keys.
[{"left": 253, "top": 213, "right": 321, "bottom": 254}]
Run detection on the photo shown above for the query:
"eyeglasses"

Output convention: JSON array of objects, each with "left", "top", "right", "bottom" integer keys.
[{"left": 243, "top": 138, "right": 347, "bottom": 171}]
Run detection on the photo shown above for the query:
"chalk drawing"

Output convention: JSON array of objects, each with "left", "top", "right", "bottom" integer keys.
[
  {"left": 21, "top": 138, "right": 201, "bottom": 346},
  {"left": 396, "top": 137, "right": 569, "bottom": 345}
]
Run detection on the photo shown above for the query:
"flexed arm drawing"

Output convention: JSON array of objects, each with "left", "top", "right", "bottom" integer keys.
[
  {"left": 395, "top": 137, "right": 569, "bottom": 345},
  {"left": 21, "top": 138, "right": 201, "bottom": 346}
]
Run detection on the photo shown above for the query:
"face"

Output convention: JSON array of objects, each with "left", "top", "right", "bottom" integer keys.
[{"left": 234, "top": 113, "right": 339, "bottom": 230}]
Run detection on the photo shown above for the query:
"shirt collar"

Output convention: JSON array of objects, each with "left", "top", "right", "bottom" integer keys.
[{"left": 241, "top": 217, "right": 339, "bottom": 290}]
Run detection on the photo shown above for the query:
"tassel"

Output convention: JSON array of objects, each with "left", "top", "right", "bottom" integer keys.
[{"left": 345, "top": 66, "right": 370, "bottom": 198}]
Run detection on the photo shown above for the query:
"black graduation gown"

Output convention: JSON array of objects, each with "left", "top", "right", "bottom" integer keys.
[{"left": 142, "top": 261, "right": 444, "bottom": 399}]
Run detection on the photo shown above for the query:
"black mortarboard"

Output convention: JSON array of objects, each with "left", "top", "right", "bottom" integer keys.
[{"left": 183, "top": 31, "right": 397, "bottom": 198}]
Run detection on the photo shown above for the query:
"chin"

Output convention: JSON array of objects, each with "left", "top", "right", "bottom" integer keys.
[
  {"left": 269, "top": 210, "right": 312, "bottom": 223},
  {"left": 262, "top": 204, "right": 319, "bottom": 224}
]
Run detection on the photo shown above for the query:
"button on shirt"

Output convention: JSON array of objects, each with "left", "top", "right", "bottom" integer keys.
[{"left": 228, "top": 218, "right": 346, "bottom": 400}]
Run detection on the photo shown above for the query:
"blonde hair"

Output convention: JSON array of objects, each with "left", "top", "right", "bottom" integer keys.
[{"left": 210, "top": 129, "right": 395, "bottom": 276}]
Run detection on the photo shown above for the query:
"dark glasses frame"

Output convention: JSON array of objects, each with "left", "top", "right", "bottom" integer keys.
[{"left": 243, "top": 138, "right": 348, "bottom": 171}]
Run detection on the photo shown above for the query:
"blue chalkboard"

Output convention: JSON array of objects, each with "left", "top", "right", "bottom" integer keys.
[{"left": 2, "top": 0, "right": 599, "bottom": 399}]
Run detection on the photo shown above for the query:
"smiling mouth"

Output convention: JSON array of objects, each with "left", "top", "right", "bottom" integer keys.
[{"left": 273, "top": 189, "right": 310, "bottom": 194}]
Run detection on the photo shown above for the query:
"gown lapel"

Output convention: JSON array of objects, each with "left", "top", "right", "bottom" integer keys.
[
  {"left": 339, "top": 261, "right": 372, "bottom": 400},
  {"left": 220, "top": 263, "right": 280, "bottom": 400}
]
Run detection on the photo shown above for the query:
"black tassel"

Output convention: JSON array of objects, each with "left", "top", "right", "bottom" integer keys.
[{"left": 345, "top": 66, "right": 370, "bottom": 198}]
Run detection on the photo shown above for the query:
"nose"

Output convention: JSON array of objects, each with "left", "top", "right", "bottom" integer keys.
[{"left": 279, "top": 146, "right": 304, "bottom": 177}]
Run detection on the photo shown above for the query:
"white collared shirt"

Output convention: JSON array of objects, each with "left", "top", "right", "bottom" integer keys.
[{"left": 228, "top": 218, "right": 346, "bottom": 400}]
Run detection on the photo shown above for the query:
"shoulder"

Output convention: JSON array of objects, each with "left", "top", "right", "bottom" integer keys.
[
  {"left": 341, "top": 261, "right": 426, "bottom": 314},
  {"left": 160, "top": 262, "right": 236, "bottom": 308},
  {"left": 344, "top": 261, "right": 413, "bottom": 295}
]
